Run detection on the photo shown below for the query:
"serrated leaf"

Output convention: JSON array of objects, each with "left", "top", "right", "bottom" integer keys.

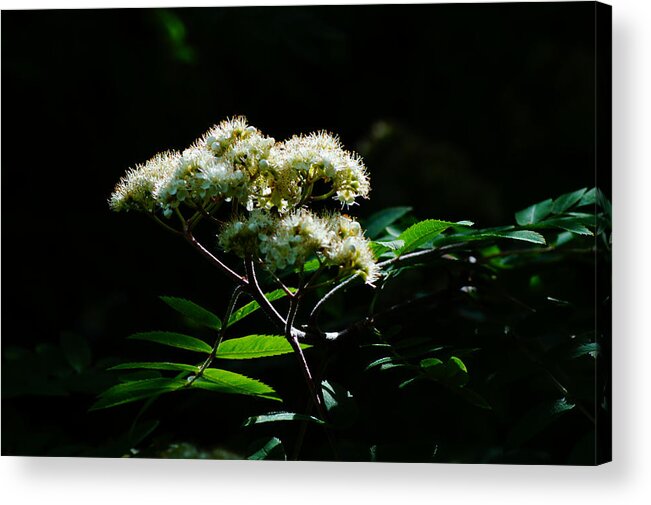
[
  {"left": 60, "top": 331, "right": 91, "bottom": 373},
  {"left": 228, "top": 288, "right": 296, "bottom": 327},
  {"left": 552, "top": 188, "right": 588, "bottom": 214},
  {"left": 216, "top": 335, "right": 310, "bottom": 359},
  {"left": 242, "top": 411, "right": 326, "bottom": 427},
  {"left": 365, "top": 356, "right": 395, "bottom": 371},
  {"left": 576, "top": 187, "right": 597, "bottom": 207},
  {"left": 109, "top": 362, "right": 199, "bottom": 373},
  {"left": 91, "top": 378, "right": 185, "bottom": 411},
  {"left": 396, "top": 219, "right": 458, "bottom": 255},
  {"left": 247, "top": 437, "right": 286, "bottom": 460},
  {"left": 531, "top": 217, "right": 594, "bottom": 236},
  {"left": 364, "top": 206, "right": 413, "bottom": 238},
  {"left": 192, "top": 368, "right": 281, "bottom": 401},
  {"left": 515, "top": 198, "right": 554, "bottom": 225},
  {"left": 128, "top": 332, "right": 212, "bottom": 354},
  {"left": 160, "top": 296, "right": 221, "bottom": 330},
  {"left": 472, "top": 230, "right": 547, "bottom": 245},
  {"left": 567, "top": 342, "right": 600, "bottom": 359}
]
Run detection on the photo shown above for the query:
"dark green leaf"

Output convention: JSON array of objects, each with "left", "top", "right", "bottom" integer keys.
[
  {"left": 128, "top": 332, "right": 212, "bottom": 354},
  {"left": 322, "top": 380, "right": 358, "bottom": 428},
  {"left": 60, "top": 332, "right": 91, "bottom": 373},
  {"left": 192, "top": 368, "right": 281, "bottom": 401},
  {"left": 227, "top": 288, "right": 296, "bottom": 327},
  {"left": 472, "top": 230, "right": 547, "bottom": 245},
  {"left": 508, "top": 398, "right": 576, "bottom": 447},
  {"left": 365, "top": 356, "right": 395, "bottom": 371},
  {"left": 216, "top": 335, "right": 310, "bottom": 359},
  {"left": 552, "top": 188, "right": 588, "bottom": 214},
  {"left": 576, "top": 187, "right": 597, "bottom": 207},
  {"left": 160, "top": 296, "right": 222, "bottom": 330},
  {"left": 117, "top": 371, "right": 162, "bottom": 383},
  {"left": 364, "top": 206, "right": 413, "bottom": 238},
  {"left": 455, "top": 388, "right": 492, "bottom": 410},
  {"left": 91, "top": 378, "right": 185, "bottom": 411},
  {"left": 242, "top": 411, "right": 326, "bottom": 427},
  {"left": 247, "top": 437, "right": 286, "bottom": 460},
  {"left": 515, "top": 198, "right": 553, "bottom": 225},
  {"left": 396, "top": 219, "right": 458, "bottom": 255},
  {"left": 109, "top": 362, "right": 199, "bottom": 372}
]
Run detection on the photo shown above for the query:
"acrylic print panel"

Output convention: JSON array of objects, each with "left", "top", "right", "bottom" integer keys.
[{"left": 1, "top": 2, "right": 611, "bottom": 464}]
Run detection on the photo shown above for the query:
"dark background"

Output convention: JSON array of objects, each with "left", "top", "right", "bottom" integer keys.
[{"left": 2, "top": 3, "right": 605, "bottom": 458}]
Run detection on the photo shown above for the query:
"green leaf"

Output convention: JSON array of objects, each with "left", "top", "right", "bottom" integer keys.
[
  {"left": 247, "top": 437, "right": 286, "bottom": 460},
  {"left": 365, "top": 356, "right": 396, "bottom": 371},
  {"left": 552, "top": 188, "right": 588, "bottom": 214},
  {"left": 508, "top": 398, "right": 576, "bottom": 447},
  {"left": 216, "top": 335, "right": 310, "bottom": 359},
  {"left": 515, "top": 198, "right": 553, "bottom": 225},
  {"left": 91, "top": 378, "right": 185, "bottom": 411},
  {"left": 128, "top": 332, "right": 212, "bottom": 354},
  {"left": 301, "top": 258, "right": 321, "bottom": 273},
  {"left": 576, "top": 187, "right": 597, "bottom": 207},
  {"left": 396, "top": 219, "right": 458, "bottom": 255},
  {"left": 530, "top": 216, "right": 594, "bottom": 235},
  {"left": 567, "top": 342, "right": 600, "bottom": 359},
  {"left": 455, "top": 388, "right": 492, "bottom": 410},
  {"left": 420, "top": 358, "right": 445, "bottom": 379},
  {"left": 322, "top": 379, "right": 358, "bottom": 428},
  {"left": 227, "top": 288, "right": 296, "bottom": 327},
  {"left": 192, "top": 368, "right": 281, "bottom": 401},
  {"left": 472, "top": 230, "right": 547, "bottom": 245},
  {"left": 109, "top": 362, "right": 199, "bottom": 373},
  {"left": 242, "top": 411, "right": 326, "bottom": 427},
  {"left": 364, "top": 206, "right": 413, "bottom": 239},
  {"left": 60, "top": 331, "right": 91, "bottom": 373},
  {"left": 160, "top": 296, "right": 222, "bottom": 330}
]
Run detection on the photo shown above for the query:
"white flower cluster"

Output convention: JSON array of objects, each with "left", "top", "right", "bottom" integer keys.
[
  {"left": 219, "top": 209, "right": 380, "bottom": 284},
  {"left": 111, "top": 117, "right": 379, "bottom": 284},
  {"left": 110, "top": 117, "right": 370, "bottom": 216}
]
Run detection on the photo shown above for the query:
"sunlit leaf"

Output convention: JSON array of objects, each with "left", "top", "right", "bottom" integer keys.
[
  {"left": 396, "top": 219, "right": 459, "bottom": 255},
  {"left": 216, "top": 335, "right": 310, "bottom": 359},
  {"left": 242, "top": 411, "right": 326, "bottom": 427},
  {"left": 228, "top": 288, "right": 296, "bottom": 327},
  {"left": 192, "top": 368, "right": 281, "bottom": 401}
]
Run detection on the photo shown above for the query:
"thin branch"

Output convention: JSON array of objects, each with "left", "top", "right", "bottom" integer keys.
[
  {"left": 184, "top": 231, "right": 247, "bottom": 285},
  {"left": 244, "top": 256, "right": 288, "bottom": 331},
  {"left": 148, "top": 214, "right": 183, "bottom": 236},
  {"left": 256, "top": 258, "right": 296, "bottom": 298},
  {"left": 308, "top": 273, "right": 361, "bottom": 331},
  {"left": 188, "top": 286, "right": 243, "bottom": 385}
]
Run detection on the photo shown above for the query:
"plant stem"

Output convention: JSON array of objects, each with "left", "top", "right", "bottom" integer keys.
[
  {"left": 187, "top": 286, "right": 243, "bottom": 386},
  {"left": 308, "top": 273, "right": 361, "bottom": 332},
  {"left": 184, "top": 231, "right": 248, "bottom": 286}
]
